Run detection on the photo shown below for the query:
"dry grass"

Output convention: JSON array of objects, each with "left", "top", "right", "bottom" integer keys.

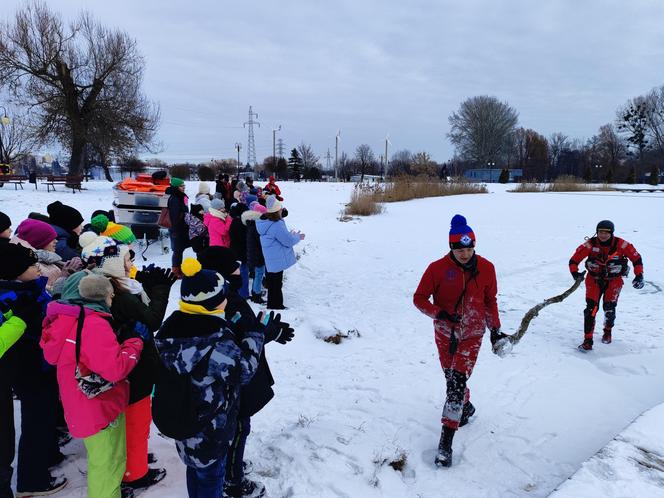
[
  {"left": 344, "top": 188, "right": 384, "bottom": 216},
  {"left": 510, "top": 175, "right": 615, "bottom": 193},
  {"left": 344, "top": 176, "right": 487, "bottom": 216},
  {"left": 377, "top": 176, "right": 487, "bottom": 202}
]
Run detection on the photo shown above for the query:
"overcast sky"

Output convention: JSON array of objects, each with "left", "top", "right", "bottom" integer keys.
[{"left": 3, "top": 0, "right": 664, "bottom": 165}]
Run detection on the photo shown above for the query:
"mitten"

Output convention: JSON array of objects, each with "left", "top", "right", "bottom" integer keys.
[{"left": 571, "top": 270, "right": 586, "bottom": 282}]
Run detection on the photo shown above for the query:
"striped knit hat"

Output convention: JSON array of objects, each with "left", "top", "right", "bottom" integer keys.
[
  {"left": 449, "top": 214, "right": 475, "bottom": 249},
  {"left": 180, "top": 258, "right": 228, "bottom": 311},
  {"left": 90, "top": 214, "right": 136, "bottom": 244}
]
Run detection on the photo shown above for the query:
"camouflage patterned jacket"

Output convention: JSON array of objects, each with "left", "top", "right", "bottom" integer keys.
[{"left": 155, "top": 311, "right": 264, "bottom": 469}]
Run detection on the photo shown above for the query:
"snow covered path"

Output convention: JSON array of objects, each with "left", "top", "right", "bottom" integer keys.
[{"left": 2, "top": 181, "right": 663, "bottom": 497}]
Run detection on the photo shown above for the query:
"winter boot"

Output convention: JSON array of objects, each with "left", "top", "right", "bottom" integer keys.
[
  {"left": 601, "top": 329, "right": 612, "bottom": 344},
  {"left": 124, "top": 468, "right": 167, "bottom": 489},
  {"left": 434, "top": 426, "right": 455, "bottom": 468},
  {"left": 459, "top": 401, "right": 476, "bottom": 427},
  {"left": 16, "top": 476, "right": 68, "bottom": 497},
  {"left": 578, "top": 338, "right": 593, "bottom": 352},
  {"left": 171, "top": 266, "right": 184, "bottom": 279},
  {"left": 121, "top": 485, "right": 135, "bottom": 498},
  {"left": 224, "top": 478, "right": 266, "bottom": 498},
  {"left": 147, "top": 452, "right": 158, "bottom": 465},
  {"left": 251, "top": 292, "right": 265, "bottom": 304}
]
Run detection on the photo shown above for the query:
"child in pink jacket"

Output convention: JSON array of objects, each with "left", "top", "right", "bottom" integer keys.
[
  {"left": 41, "top": 271, "right": 144, "bottom": 498},
  {"left": 204, "top": 199, "right": 233, "bottom": 247}
]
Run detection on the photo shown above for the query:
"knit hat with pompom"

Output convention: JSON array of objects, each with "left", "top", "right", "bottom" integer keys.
[
  {"left": 180, "top": 257, "right": 228, "bottom": 311},
  {"left": 449, "top": 214, "right": 475, "bottom": 249},
  {"left": 90, "top": 214, "right": 136, "bottom": 244}
]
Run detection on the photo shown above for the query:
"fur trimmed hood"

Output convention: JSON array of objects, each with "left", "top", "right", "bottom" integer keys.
[{"left": 241, "top": 209, "right": 261, "bottom": 226}]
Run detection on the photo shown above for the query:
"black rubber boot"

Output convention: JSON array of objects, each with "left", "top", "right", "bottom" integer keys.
[
  {"left": 124, "top": 468, "right": 167, "bottom": 489},
  {"left": 459, "top": 401, "right": 476, "bottom": 427},
  {"left": 434, "top": 426, "right": 455, "bottom": 467}
]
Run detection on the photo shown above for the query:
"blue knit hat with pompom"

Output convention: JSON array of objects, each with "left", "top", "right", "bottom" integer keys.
[{"left": 449, "top": 214, "right": 475, "bottom": 249}]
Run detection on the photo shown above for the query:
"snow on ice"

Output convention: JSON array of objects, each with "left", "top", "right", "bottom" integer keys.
[{"left": 1, "top": 181, "right": 663, "bottom": 497}]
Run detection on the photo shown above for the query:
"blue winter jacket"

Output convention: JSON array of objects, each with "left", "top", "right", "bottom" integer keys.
[
  {"left": 155, "top": 312, "right": 264, "bottom": 469},
  {"left": 52, "top": 224, "right": 81, "bottom": 262},
  {"left": 255, "top": 218, "right": 301, "bottom": 273}
]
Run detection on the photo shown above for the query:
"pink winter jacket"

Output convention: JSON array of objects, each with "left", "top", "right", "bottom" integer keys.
[
  {"left": 40, "top": 302, "right": 143, "bottom": 438},
  {"left": 204, "top": 212, "right": 232, "bottom": 247}
]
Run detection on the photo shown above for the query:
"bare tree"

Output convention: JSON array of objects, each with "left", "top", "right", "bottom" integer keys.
[
  {"left": 596, "top": 124, "right": 626, "bottom": 170},
  {"left": 0, "top": 105, "right": 39, "bottom": 165},
  {"left": 548, "top": 132, "right": 569, "bottom": 178},
  {"left": 412, "top": 151, "right": 438, "bottom": 176},
  {"left": 388, "top": 149, "right": 412, "bottom": 176},
  {"left": 448, "top": 95, "right": 519, "bottom": 164},
  {"left": 644, "top": 86, "right": 664, "bottom": 158},
  {"left": 296, "top": 142, "right": 320, "bottom": 169},
  {"left": 616, "top": 97, "right": 650, "bottom": 176},
  {"left": 0, "top": 2, "right": 160, "bottom": 177},
  {"left": 354, "top": 144, "right": 375, "bottom": 182}
]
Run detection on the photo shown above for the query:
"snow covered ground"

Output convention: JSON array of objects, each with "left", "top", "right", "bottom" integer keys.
[{"left": 2, "top": 180, "right": 663, "bottom": 497}]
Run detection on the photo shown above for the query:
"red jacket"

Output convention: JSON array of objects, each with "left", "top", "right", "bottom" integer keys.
[
  {"left": 413, "top": 254, "right": 500, "bottom": 340},
  {"left": 569, "top": 236, "right": 643, "bottom": 279},
  {"left": 41, "top": 302, "right": 143, "bottom": 438}
]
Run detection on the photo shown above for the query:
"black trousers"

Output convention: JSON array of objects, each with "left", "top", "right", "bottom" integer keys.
[
  {"left": 11, "top": 373, "right": 59, "bottom": 493},
  {"left": 0, "top": 379, "right": 14, "bottom": 498},
  {"left": 265, "top": 271, "right": 284, "bottom": 309}
]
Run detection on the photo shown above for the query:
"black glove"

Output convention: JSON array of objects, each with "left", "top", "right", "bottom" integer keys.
[
  {"left": 263, "top": 314, "right": 295, "bottom": 344},
  {"left": 632, "top": 274, "right": 644, "bottom": 289},
  {"left": 1, "top": 294, "right": 33, "bottom": 322},
  {"left": 436, "top": 309, "right": 461, "bottom": 323},
  {"left": 274, "top": 321, "right": 295, "bottom": 344},
  {"left": 151, "top": 267, "right": 178, "bottom": 288},
  {"left": 571, "top": 270, "right": 586, "bottom": 282},
  {"left": 490, "top": 327, "right": 508, "bottom": 346}
]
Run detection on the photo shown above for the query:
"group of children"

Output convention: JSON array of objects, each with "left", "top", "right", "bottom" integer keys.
[
  {"left": 0, "top": 177, "right": 300, "bottom": 498},
  {"left": 166, "top": 175, "right": 304, "bottom": 309}
]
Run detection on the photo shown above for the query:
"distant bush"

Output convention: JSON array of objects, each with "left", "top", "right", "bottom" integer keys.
[
  {"left": 376, "top": 176, "right": 487, "bottom": 202},
  {"left": 197, "top": 165, "right": 215, "bottom": 181},
  {"left": 510, "top": 176, "right": 614, "bottom": 193},
  {"left": 170, "top": 164, "right": 193, "bottom": 180},
  {"left": 344, "top": 188, "right": 384, "bottom": 216}
]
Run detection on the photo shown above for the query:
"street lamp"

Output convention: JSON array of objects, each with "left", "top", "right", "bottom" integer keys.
[
  {"left": 335, "top": 130, "right": 341, "bottom": 181},
  {"left": 594, "top": 163, "right": 602, "bottom": 182},
  {"left": 0, "top": 106, "right": 9, "bottom": 126},
  {"left": 235, "top": 143, "right": 242, "bottom": 179}
]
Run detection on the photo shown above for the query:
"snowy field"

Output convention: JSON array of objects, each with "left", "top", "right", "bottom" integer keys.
[{"left": 1, "top": 180, "right": 663, "bottom": 498}]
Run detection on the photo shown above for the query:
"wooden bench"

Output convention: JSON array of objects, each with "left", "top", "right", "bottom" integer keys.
[
  {"left": 45, "top": 175, "right": 83, "bottom": 193},
  {"left": 0, "top": 174, "right": 28, "bottom": 190}
]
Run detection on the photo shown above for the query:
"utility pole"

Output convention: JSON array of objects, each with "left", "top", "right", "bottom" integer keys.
[
  {"left": 325, "top": 149, "right": 332, "bottom": 172},
  {"left": 384, "top": 135, "right": 391, "bottom": 180},
  {"left": 234, "top": 142, "right": 242, "bottom": 179},
  {"left": 276, "top": 138, "right": 285, "bottom": 158},
  {"left": 335, "top": 130, "right": 341, "bottom": 181},
  {"left": 272, "top": 125, "right": 282, "bottom": 173},
  {"left": 243, "top": 106, "right": 260, "bottom": 168}
]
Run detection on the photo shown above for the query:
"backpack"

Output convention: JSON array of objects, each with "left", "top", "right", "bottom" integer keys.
[{"left": 152, "top": 348, "right": 215, "bottom": 440}]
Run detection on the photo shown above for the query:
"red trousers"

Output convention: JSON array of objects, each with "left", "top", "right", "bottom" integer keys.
[
  {"left": 434, "top": 332, "right": 483, "bottom": 429},
  {"left": 123, "top": 396, "right": 151, "bottom": 483},
  {"left": 583, "top": 277, "right": 623, "bottom": 340}
]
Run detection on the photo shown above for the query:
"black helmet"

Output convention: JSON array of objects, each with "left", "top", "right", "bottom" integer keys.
[{"left": 596, "top": 220, "right": 615, "bottom": 234}]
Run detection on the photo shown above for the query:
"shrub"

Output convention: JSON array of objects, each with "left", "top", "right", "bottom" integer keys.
[
  {"left": 344, "top": 188, "right": 383, "bottom": 216},
  {"left": 197, "top": 165, "right": 215, "bottom": 181},
  {"left": 170, "top": 164, "right": 193, "bottom": 180},
  {"left": 509, "top": 182, "right": 544, "bottom": 192},
  {"left": 376, "top": 175, "right": 487, "bottom": 202}
]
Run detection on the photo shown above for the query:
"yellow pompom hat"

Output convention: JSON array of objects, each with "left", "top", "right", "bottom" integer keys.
[{"left": 179, "top": 257, "right": 228, "bottom": 310}]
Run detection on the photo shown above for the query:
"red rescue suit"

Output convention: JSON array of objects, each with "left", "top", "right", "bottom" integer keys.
[
  {"left": 569, "top": 236, "right": 643, "bottom": 340},
  {"left": 414, "top": 253, "right": 500, "bottom": 429}
]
